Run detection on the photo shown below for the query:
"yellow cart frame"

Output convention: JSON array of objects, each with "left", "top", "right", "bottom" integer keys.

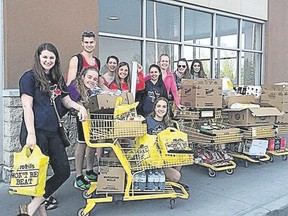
[
  {"left": 267, "top": 148, "right": 288, "bottom": 162},
  {"left": 229, "top": 152, "right": 270, "bottom": 168}
]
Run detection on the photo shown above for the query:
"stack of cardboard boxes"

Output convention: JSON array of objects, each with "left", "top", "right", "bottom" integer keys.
[
  {"left": 180, "top": 79, "right": 222, "bottom": 109},
  {"left": 223, "top": 85, "right": 285, "bottom": 156},
  {"left": 260, "top": 84, "right": 288, "bottom": 123}
]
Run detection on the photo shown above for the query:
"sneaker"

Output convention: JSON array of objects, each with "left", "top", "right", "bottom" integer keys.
[
  {"left": 85, "top": 170, "right": 98, "bottom": 182},
  {"left": 74, "top": 175, "right": 90, "bottom": 190},
  {"left": 44, "top": 196, "right": 58, "bottom": 210}
]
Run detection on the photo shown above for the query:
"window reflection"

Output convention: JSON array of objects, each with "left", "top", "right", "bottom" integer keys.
[
  {"left": 146, "top": 1, "right": 180, "bottom": 41},
  {"left": 99, "top": 37, "right": 141, "bottom": 74},
  {"left": 242, "top": 21, "right": 262, "bottom": 51},
  {"left": 240, "top": 52, "right": 261, "bottom": 85},
  {"left": 146, "top": 42, "right": 179, "bottom": 71},
  {"left": 98, "top": 1, "right": 264, "bottom": 85},
  {"left": 216, "top": 15, "right": 239, "bottom": 48},
  {"left": 215, "top": 50, "right": 238, "bottom": 83},
  {"left": 184, "top": 9, "right": 212, "bottom": 46},
  {"left": 99, "top": 0, "right": 141, "bottom": 36}
]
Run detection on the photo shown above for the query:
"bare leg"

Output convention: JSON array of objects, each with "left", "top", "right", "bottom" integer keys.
[
  {"left": 75, "top": 143, "right": 86, "bottom": 177},
  {"left": 27, "top": 197, "right": 46, "bottom": 216},
  {"left": 164, "top": 167, "right": 181, "bottom": 182},
  {"left": 86, "top": 146, "right": 96, "bottom": 171},
  {"left": 96, "top": 147, "right": 103, "bottom": 163},
  {"left": 36, "top": 203, "right": 47, "bottom": 216}
]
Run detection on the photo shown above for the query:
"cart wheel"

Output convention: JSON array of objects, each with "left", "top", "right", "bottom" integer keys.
[
  {"left": 208, "top": 168, "right": 217, "bottom": 178},
  {"left": 244, "top": 161, "right": 249, "bottom": 168},
  {"left": 225, "top": 169, "right": 234, "bottom": 175},
  {"left": 282, "top": 155, "right": 288, "bottom": 161},
  {"left": 77, "top": 208, "right": 90, "bottom": 216},
  {"left": 169, "top": 199, "right": 176, "bottom": 209},
  {"left": 269, "top": 155, "right": 275, "bottom": 163},
  {"left": 82, "top": 189, "right": 92, "bottom": 199}
]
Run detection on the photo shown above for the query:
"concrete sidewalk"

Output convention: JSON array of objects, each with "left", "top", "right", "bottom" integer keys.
[{"left": 1, "top": 157, "right": 288, "bottom": 216}]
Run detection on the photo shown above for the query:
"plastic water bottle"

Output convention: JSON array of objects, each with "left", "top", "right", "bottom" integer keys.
[
  {"left": 133, "top": 173, "right": 140, "bottom": 190},
  {"left": 158, "top": 169, "right": 166, "bottom": 191},
  {"left": 146, "top": 170, "right": 155, "bottom": 190},
  {"left": 138, "top": 171, "right": 146, "bottom": 191}
]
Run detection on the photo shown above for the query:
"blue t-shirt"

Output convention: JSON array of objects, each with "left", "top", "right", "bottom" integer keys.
[
  {"left": 145, "top": 115, "right": 167, "bottom": 135},
  {"left": 19, "top": 70, "right": 68, "bottom": 133}
]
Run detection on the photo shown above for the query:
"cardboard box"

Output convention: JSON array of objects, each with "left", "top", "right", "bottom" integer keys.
[
  {"left": 243, "top": 139, "right": 268, "bottom": 156},
  {"left": 97, "top": 158, "right": 125, "bottom": 192},
  {"left": 87, "top": 93, "right": 135, "bottom": 112},
  {"left": 276, "top": 112, "right": 288, "bottom": 124},
  {"left": 260, "top": 84, "right": 288, "bottom": 112},
  {"left": 180, "top": 79, "right": 222, "bottom": 109},
  {"left": 224, "top": 107, "right": 282, "bottom": 126},
  {"left": 223, "top": 94, "right": 257, "bottom": 108}
]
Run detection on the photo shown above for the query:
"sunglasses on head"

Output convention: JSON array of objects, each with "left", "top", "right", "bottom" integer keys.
[
  {"left": 177, "top": 65, "right": 186, "bottom": 68},
  {"left": 82, "top": 31, "right": 95, "bottom": 37}
]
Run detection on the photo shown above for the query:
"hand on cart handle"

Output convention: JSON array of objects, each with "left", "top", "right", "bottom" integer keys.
[
  {"left": 177, "top": 104, "right": 186, "bottom": 111},
  {"left": 78, "top": 105, "right": 87, "bottom": 121}
]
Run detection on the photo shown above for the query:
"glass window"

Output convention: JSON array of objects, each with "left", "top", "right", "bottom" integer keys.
[
  {"left": 240, "top": 52, "right": 261, "bottom": 85},
  {"left": 99, "top": 0, "right": 141, "bottom": 36},
  {"left": 184, "top": 9, "right": 212, "bottom": 46},
  {"left": 242, "top": 21, "right": 262, "bottom": 51},
  {"left": 215, "top": 49, "right": 238, "bottom": 83},
  {"left": 99, "top": 37, "right": 141, "bottom": 74},
  {"left": 216, "top": 15, "right": 239, "bottom": 48},
  {"left": 183, "top": 46, "right": 211, "bottom": 77},
  {"left": 146, "top": 1, "right": 180, "bottom": 41},
  {"left": 146, "top": 42, "right": 179, "bottom": 71}
]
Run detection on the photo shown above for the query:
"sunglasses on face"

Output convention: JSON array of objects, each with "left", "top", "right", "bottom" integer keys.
[
  {"left": 82, "top": 31, "right": 95, "bottom": 37},
  {"left": 177, "top": 65, "right": 186, "bottom": 68}
]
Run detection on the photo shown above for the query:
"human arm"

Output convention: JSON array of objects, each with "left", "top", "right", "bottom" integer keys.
[
  {"left": 144, "top": 74, "right": 151, "bottom": 82},
  {"left": 167, "top": 73, "right": 184, "bottom": 110},
  {"left": 66, "top": 56, "right": 78, "bottom": 85},
  {"left": 98, "top": 76, "right": 110, "bottom": 91},
  {"left": 136, "top": 65, "right": 145, "bottom": 91},
  {"left": 21, "top": 94, "right": 37, "bottom": 149},
  {"left": 61, "top": 95, "right": 87, "bottom": 121}
]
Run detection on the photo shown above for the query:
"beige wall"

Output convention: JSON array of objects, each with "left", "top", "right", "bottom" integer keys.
[
  {"left": 4, "top": 0, "right": 99, "bottom": 89},
  {"left": 177, "top": 0, "right": 268, "bottom": 20},
  {"left": 264, "top": 0, "right": 288, "bottom": 84}
]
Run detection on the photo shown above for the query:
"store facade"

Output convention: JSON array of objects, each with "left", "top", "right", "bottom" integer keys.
[{"left": 1, "top": 0, "right": 287, "bottom": 181}]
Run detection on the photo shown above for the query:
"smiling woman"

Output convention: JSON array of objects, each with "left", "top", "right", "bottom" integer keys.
[
  {"left": 109, "top": 61, "right": 144, "bottom": 92},
  {"left": 18, "top": 43, "right": 87, "bottom": 216}
]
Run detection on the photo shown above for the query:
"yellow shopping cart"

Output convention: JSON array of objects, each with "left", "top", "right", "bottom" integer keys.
[{"left": 77, "top": 113, "right": 193, "bottom": 216}]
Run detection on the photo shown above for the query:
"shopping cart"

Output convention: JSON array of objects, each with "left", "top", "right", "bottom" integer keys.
[
  {"left": 77, "top": 113, "right": 193, "bottom": 216},
  {"left": 179, "top": 121, "right": 239, "bottom": 177}
]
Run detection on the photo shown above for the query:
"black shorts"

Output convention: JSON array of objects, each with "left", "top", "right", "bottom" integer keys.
[{"left": 76, "top": 117, "right": 85, "bottom": 143}]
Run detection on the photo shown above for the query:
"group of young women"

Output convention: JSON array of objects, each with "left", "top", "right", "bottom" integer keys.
[{"left": 17, "top": 42, "right": 206, "bottom": 215}]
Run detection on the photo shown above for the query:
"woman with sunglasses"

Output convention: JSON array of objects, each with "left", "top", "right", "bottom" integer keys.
[
  {"left": 173, "top": 58, "right": 191, "bottom": 90},
  {"left": 190, "top": 59, "right": 207, "bottom": 79}
]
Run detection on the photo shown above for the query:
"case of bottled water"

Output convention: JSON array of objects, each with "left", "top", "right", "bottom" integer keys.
[{"left": 133, "top": 171, "right": 146, "bottom": 191}]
